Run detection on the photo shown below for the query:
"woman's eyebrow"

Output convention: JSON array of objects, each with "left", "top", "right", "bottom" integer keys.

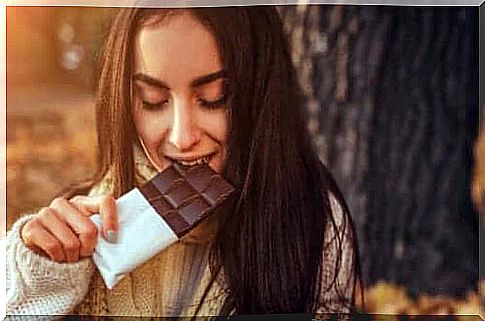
[
  {"left": 132, "top": 70, "right": 226, "bottom": 89},
  {"left": 190, "top": 70, "right": 226, "bottom": 88},
  {"left": 133, "top": 73, "right": 170, "bottom": 89}
]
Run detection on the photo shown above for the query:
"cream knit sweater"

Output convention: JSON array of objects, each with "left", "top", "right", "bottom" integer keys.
[{"left": 6, "top": 150, "right": 355, "bottom": 318}]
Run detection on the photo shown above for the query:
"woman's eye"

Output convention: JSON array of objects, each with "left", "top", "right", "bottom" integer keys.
[
  {"left": 141, "top": 100, "right": 169, "bottom": 110},
  {"left": 196, "top": 79, "right": 229, "bottom": 109},
  {"left": 197, "top": 94, "right": 228, "bottom": 109}
]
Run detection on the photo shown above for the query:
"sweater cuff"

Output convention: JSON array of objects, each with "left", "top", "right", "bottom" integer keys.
[
  {"left": 8, "top": 214, "right": 95, "bottom": 280},
  {"left": 7, "top": 214, "right": 96, "bottom": 316}
]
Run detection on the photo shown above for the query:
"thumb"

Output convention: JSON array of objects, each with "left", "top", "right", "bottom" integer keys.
[{"left": 70, "top": 195, "right": 119, "bottom": 243}]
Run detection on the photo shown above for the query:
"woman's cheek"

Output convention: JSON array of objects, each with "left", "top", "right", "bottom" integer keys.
[
  {"left": 202, "top": 109, "right": 229, "bottom": 143},
  {"left": 138, "top": 112, "right": 167, "bottom": 144}
]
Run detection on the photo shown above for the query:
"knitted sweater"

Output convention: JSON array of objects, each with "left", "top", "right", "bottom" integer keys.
[{"left": 7, "top": 150, "right": 355, "bottom": 318}]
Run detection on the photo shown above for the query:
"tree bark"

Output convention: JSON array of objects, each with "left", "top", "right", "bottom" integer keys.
[{"left": 280, "top": 5, "right": 480, "bottom": 298}]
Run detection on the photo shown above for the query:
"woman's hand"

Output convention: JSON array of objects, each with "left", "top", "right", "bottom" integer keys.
[{"left": 20, "top": 195, "right": 119, "bottom": 263}]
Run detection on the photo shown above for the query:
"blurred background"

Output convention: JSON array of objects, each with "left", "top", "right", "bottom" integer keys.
[{"left": 6, "top": 5, "right": 484, "bottom": 318}]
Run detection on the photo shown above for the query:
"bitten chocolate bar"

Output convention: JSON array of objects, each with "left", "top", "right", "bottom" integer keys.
[
  {"left": 139, "top": 163, "right": 235, "bottom": 237},
  {"left": 90, "top": 163, "right": 235, "bottom": 289}
]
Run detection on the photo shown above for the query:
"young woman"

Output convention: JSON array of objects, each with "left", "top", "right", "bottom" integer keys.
[{"left": 7, "top": 7, "right": 361, "bottom": 317}]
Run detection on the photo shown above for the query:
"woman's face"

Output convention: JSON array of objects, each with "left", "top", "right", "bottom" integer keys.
[{"left": 132, "top": 13, "right": 228, "bottom": 173}]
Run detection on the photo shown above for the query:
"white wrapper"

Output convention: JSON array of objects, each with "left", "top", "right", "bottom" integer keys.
[{"left": 90, "top": 188, "right": 179, "bottom": 289}]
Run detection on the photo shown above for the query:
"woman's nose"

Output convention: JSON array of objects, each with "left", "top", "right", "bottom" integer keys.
[{"left": 168, "top": 99, "right": 201, "bottom": 151}]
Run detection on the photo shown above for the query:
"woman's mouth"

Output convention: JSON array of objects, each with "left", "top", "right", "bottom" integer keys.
[
  {"left": 165, "top": 154, "right": 214, "bottom": 167},
  {"left": 177, "top": 156, "right": 210, "bottom": 167}
]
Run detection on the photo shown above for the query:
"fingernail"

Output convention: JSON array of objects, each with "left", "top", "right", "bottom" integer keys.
[{"left": 105, "top": 230, "right": 118, "bottom": 243}]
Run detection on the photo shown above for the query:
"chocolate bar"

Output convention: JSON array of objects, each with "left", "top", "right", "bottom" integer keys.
[
  {"left": 90, "top": 163, "right": 235, "bottom": 289},
  {"left": 139, "top": 163, "right": 236, "bottom": 237}
]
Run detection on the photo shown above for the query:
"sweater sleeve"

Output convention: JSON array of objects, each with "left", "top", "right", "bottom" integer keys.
[
  {"left": 6, "top": 214, "right": 95, "bottom": 317},
  {"left": 315, "top": 193, "right": 357, "bottom": 314}
]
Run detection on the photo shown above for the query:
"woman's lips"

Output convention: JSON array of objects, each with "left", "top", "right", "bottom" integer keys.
[{"left": 164, "top": 153, "right": 216, "bottom": 167}]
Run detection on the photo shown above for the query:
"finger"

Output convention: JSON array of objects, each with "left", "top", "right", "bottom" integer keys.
[
  {"left": 57, "top": 195, "right": 118, "bottom": 243},
  {"left": 37, "top": 208, "right": 81, "bottom": 263},
  {"left": 24, "top": 220, "right": 66, "bottom": 262},
  {"left": 50, "top": 197, "right": 99, "bottom": 256},
  {"left": 68, "top": 195, "right": 119, "bottom": 235},
  {"left": 98, "top": 195, "right": 119, "bottom": 242},
  {"left": 68, "top": 195, "right": 93, "bottom": 217},
  {"left": 70, "top": 195, "right": 119, "bottom": 242},
  {"left": 21, "top": 219, "right": 49, "bottom": 256}
]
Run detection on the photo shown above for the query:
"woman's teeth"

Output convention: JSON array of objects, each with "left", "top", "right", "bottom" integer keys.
[{"left": 177, "top": 156, "right": 209, "bottom": 167}]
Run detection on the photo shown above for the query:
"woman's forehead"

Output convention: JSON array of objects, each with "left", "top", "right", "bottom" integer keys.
[{"left": 133, "top": 13, "right": 222, "bottom": 83}]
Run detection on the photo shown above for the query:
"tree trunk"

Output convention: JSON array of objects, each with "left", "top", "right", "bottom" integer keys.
[{"left": 280, "top": 5, "right": 479, "bottom": 298}]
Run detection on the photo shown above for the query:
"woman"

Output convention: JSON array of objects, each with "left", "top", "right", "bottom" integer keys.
[{"left": 7, "top": 6, "right": 361, "bottom": 317}]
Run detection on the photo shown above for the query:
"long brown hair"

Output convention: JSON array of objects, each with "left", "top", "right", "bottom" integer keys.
[{"left": 72, "top": 7, "right": 361, "bottom": 315}]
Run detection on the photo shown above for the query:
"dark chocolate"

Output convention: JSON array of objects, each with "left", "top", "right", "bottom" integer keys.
[{"left": 138, "top": 163, "right": 235, "bottom": 238}]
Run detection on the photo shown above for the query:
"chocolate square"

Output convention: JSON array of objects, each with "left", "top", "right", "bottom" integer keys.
[
  {"left": 179, "top": 197, "right": 212, "bottom": 225},
  {"left": 165, "top": 181, "right": 198, "bottom": 208}
]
